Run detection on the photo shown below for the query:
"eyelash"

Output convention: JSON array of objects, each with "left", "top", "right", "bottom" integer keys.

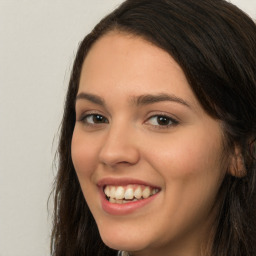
[
  {"left": 145, "top": 114, "right": 178, "bottom": 129},
  {"left": 80, "top": 113, "right": 109, "bottom": 126},
  {"left": 79, "top": 113, "right": 179, "bottom": 129}
]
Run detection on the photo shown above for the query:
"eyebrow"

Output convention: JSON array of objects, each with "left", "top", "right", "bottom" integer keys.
[
  {"left": 132, "top": 93, "right": 191, "bottom": 108},
  {"left": 76, "top": 92, "right": 105, "bottom": 106},
  {"left": 76, "top": 92, "right": 191, "bottom": 109}
]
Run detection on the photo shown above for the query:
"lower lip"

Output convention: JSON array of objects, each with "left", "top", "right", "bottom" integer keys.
[{"left": 99, "top": 188, "right": 159, "bottom": 216}]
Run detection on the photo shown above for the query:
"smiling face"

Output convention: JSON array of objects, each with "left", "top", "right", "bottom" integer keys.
[{"left": 71, "top": 31, "right": 227, "bottom": 256}]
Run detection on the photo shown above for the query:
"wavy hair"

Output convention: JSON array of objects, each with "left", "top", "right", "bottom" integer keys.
[{"left": 51, "top": 0, "right": 256, "bottom": 255}]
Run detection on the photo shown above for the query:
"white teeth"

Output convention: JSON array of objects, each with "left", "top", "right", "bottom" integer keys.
[
  {"left": 104, "top": 185, "right": 159, "bottom": 203},
  {"left": 134, "top": 187, "right": 142, "bottom": 199},
  {"left": 104, "top": 186, "right": 110, "bottom": 197},
  {"left": 110, "top": 186, "right": 116, "bottom": 198},
  {"left": 124, "top": 187, "right": 134, "bottom": 199},
  {"left": 115, "top": 186, "right": 125, "bottom": 199},
  {"left": 142, "top": 187, "right": 150, "bottom": 198}
]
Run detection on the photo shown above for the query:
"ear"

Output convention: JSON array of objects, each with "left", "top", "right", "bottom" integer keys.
[{"left": 228, "top": 146, "right": 246, "bottom": 178}]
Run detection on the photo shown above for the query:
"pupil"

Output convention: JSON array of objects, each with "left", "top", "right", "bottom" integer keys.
[
  {"left": 157, "top": 116, "right": 169, "bottom": 125},
  {"left": 93, "top": 115, "right": 104, "bottom": 123}
]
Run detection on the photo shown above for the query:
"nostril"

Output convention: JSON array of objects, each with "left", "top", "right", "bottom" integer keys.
[{"left": 98, "top": 132, "right": 140, "bottom": 167}]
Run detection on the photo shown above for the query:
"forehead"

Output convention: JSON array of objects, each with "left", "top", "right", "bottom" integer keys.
[
  {"left": 78, "top": 31, "right": 199, "bottom": 110},
  {"left": 81, "top": 31, "right": 184, "bottom": 83}
]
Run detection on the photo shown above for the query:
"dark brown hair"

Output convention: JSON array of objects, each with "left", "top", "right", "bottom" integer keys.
[{"left": 51, "top": 0, "right": 256, "bottom": 255}]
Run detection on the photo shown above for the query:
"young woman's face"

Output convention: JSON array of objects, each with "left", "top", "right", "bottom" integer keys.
[{"left": 71, "top": 32, "right": 227, "bottom": 256}]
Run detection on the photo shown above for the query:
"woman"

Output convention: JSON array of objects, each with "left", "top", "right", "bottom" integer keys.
[{"left": 51, "top": 0, "right": 256, "bottom": 255}]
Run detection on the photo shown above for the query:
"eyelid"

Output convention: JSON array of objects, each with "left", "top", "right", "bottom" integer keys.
[
  {"left": 84, "top": 114, "right": 108, "bottom": 123},
  {"left": 77, "top": 109, "right": 107, "bottom": 121},
  {"left": 145, "top": 111, "right": 180, "bottom": 121},
  {"left": 75, "top": 101, "right": 111, "bottom": 119},
  {"left": 76, "top": 109, "right": 179, "bottom": 130},
  {"left": 78, "top": 111, "right": 109, "bottom": 126},
  {"left": 144, "top": 112, "right": 179, "bottom": 129}
]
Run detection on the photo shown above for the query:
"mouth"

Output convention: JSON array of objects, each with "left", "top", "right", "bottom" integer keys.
[
  {"left": 103, "top": 184, "right": 160, "bottom": 204},
  {"left": 98, "top": 178, "right": 161, "bottom": 215}
]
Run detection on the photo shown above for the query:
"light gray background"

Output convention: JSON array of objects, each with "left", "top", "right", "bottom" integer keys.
[{"left": 0, "top": 1, "right": 255, "bottom": 255}]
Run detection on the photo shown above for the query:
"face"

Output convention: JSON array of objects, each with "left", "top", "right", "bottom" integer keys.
[{"left": 71, "top": 32, "right": 227, "bottom": 256}]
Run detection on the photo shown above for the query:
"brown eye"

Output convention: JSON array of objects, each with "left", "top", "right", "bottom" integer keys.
[
  {"left": 92, "top": 114, "right": 108, "bottom": 123},
  {"left": 82, "top": 114, "right": 108, "bottom": 124},
  {"left": 146, "top": 115, "right": 178, "bottom": 129},
  {"left": 157, "top": 116, "right": 171, "bottom": 125}
]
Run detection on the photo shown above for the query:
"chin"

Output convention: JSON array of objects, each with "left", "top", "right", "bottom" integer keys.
[{"left": 98, "top": 224, "right": 151, "bottom": 252}]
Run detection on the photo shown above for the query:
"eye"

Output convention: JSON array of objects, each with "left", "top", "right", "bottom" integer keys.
[
  {"left": 81, "top": 114, "right": 109, "bottom": 125},
  {"left": 146, "top": 115, "right": 178, "bottom": 128}
]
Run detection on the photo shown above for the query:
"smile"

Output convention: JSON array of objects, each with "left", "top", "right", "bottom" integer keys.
[
  {"left": 98, "top": 178, "right": 161, "bottom": 215},
  {"left": 104, "top": 185, "right": 160, "bottom": 204}
]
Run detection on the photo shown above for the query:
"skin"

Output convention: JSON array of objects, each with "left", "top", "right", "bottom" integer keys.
[{"left": 71, "top": 31, "right": 228, "bottom": 256}]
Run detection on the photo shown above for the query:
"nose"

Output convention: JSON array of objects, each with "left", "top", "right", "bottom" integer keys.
[{"left": 99, "top": 122, "right": 140, "bottom": 167}]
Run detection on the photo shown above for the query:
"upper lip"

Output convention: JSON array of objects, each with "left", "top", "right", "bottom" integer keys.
[{"left": 97, "top": 177, "right": 160, "bottom": 189}]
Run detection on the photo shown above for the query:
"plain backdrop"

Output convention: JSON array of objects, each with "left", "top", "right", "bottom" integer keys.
[{"left": 0, "top": 1, "right": 255, "bottom": 255}]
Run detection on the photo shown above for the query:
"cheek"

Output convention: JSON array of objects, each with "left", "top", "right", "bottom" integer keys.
[
  {"left": 144, "top": 127, "right": 224, "bottom": 209},
  {"left": 71, "top": 127, "right": 99, "bottom": 179},
  {"left": 148, "top": 126, "right": 224, "bottom": 178},
  {"left": 141, "top": 131, "right": 225, "bottom": 239}
]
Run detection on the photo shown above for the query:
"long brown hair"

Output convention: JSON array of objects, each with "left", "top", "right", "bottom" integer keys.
[{"left": 51, "top": 0, "right": 256, "bottom": 255}]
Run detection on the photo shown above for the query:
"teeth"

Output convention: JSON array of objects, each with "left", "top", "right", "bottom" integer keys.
[
  {"left": 109, "top": 197, "right": 116, "bottom": 203},
  {"left": 152, "top": 188, "right": 157, "bottom": 195},
  {"left": 104, "top": 185, "right": 160, "bottom": 203},
  {"left": 104, "top": 186, "right": 110, "bottom": 197},
  {"left": 110, "top": 186, "right": 115, "bottom": 198},
  {"left": 124, "top": 187, "right": 134, "bottom": 200},
  {"left": 142, "top": 187, "right": 150, "bottom": 198},
  {"left": 115, "top": 186, "right": 125, "bottom": 200},
  {"left": 134, "top": 186, "right": 142, "bottom": 199}
]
